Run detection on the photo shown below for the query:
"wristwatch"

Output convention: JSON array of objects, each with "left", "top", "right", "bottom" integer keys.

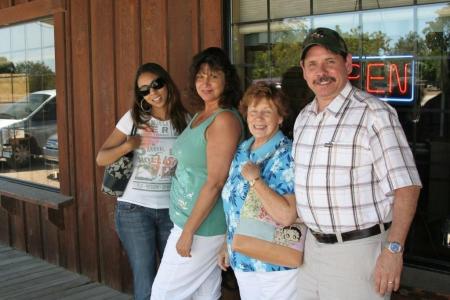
[
  {"left": 249, "top": 177, "right": 260, "bottom": 187},
  {"left": 384, "top": 241, "right": 403, "bottom": 254}
]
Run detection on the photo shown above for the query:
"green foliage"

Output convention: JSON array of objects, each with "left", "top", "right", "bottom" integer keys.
[
  {"left": 14, "top": 61, "right": 55, "bottom": 92},
  {"left": 0, "top": 58, "right": 55, "bottom": 92},
  {"left": 249, "top": 22, "right": 308, "bottom": 80},
  {"left": 0, "top": 56, "right": 15, "bottom": 73},
  {"left": 340, "top": 28, "right": 391, "bottom": 56}
]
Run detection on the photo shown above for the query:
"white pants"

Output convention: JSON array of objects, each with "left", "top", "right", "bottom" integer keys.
[
  {"left": 297, "top": 230, "right": 390, "bottom": 300},
  {"left": 235, "top": 269, "right": 298, "bottom": 300},
  {"left": 151, "top": 225, "right": 224, "bottom": 300}
]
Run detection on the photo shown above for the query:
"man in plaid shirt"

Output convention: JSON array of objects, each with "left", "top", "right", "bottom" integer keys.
[{"left": 293, "top": 28, "right": 422, "bottom": 300}]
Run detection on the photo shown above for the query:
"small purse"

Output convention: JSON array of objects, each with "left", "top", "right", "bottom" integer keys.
[
  {"left": 232, "top": 188, "right": 306, "bottom": 268},
  {"left": 101, "top": 125, "right": 137, "bottom": 197}
]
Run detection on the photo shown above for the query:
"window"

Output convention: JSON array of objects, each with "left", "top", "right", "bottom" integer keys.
[
  {"left": 0, "top": 17, "right": 59, "bottom": 188},
  {"left": 231, "top": 1, "right": 450, "bottom": 270}
]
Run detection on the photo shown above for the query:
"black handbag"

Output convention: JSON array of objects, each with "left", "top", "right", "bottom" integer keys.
[{"left": 101, "top": 125, "right": 137, "bottom": 197}]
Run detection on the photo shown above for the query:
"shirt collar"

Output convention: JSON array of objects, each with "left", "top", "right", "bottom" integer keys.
[
  {"left": 245, "top": 130, "right": 284, "bottom": 163},
  {"left": 305, "top": 81, "right": 353, "bottom": 117}
]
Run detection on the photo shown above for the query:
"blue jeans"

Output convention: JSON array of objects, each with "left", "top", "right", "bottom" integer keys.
[{"left": 115, "top": 201, "right": 173, "bottom": 300}]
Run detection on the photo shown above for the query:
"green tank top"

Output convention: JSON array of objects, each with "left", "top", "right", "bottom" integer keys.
[{"left": 170, "top": 108, "right": 242, "bottom": 236}]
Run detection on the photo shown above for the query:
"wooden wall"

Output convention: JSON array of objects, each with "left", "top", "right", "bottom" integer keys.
[{"left": 0, "top": 0, "right": 224, "bottom": 293}]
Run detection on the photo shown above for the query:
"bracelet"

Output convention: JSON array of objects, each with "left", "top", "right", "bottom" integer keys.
[{"left": 249, "top": 177, "right": 260, "bottom": 187}]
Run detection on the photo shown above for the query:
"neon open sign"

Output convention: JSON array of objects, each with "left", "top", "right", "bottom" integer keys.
[{"left": 349, "top": 55, "right": 415, "bottom": 103}]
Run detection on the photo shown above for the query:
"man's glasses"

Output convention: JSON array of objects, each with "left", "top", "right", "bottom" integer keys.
[{"left": 138, "top": 78, "right": 166, "bottom": 97}]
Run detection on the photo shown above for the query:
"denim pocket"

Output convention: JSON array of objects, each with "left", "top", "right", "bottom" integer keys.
[{"left": 116, "top": 201, "right": 139, "bottom": 212}]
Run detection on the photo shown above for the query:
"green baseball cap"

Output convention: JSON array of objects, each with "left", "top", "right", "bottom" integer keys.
[{"left": 301, "top": 27, "right": 348, "bottom": 60}]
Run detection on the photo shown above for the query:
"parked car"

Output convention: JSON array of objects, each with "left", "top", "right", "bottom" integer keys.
[
  {"left": 43, "top": 133, "right": 58, "bottom": 165},
  {"left": 0, "top": 90, "right": 56, "bottom": 168}
]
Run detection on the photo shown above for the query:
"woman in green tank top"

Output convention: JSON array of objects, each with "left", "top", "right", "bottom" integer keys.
[{"left": 151, "top": 47, "right": 244, "bottom": 300}]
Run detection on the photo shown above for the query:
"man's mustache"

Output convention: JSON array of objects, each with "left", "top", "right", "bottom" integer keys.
[{"left": 313, "top": 76, "right": 336, "bottom": 84}]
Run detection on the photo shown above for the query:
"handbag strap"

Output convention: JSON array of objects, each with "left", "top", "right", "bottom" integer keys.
[{"left": 130, "top": 124, "right": 137, "bottom": 136}]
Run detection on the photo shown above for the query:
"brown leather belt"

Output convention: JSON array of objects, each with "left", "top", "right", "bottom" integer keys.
[{"left": 310, "top": 222, "right": 391, "bottom": 244}]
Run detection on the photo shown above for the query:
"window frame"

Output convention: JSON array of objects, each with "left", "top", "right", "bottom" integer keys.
[{"left": 0, "top": 0, "right": 70, "bottom": 195}]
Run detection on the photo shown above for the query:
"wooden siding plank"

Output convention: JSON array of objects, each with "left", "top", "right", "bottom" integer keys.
[
  {"left": 113, "top": 1, "right": 139, "bottom": 292},
  {"left": 201, "top": 0, "right": 223, "bottom": 48},
  {"left": 0, "top": 0, "right": 11, "bottom": 9},
  {"left": 42, "top": 208, "right": 61, "bottom": 265},
  {"left": 69, "top": 0, "right": 99, "bottom": 281},
  {"left": 54, "top": 9, "right": 79, "bottom": 272},
  {"left": 90, "top": 0, "right": 122, "bottom": 290},
  {"left": 167, "top": 0, "right": 195, "bottom": 111},
  {"left": 112, "top": 0, "right": 140, "bottom": 291},
  {"left": 191, "top": 0, "right": 200, "bottom": 55},
  {"left": 0, "top": 0, "right": 65, "bottom": 26},
  {"left": 9, "top": 200, "right": 26, "bottom": 251},
  {"left": 24, "top": 203, "right": 43, "bottom": 258},
  {"left": 0, "top": 205, "right": 10, "bottom": 245},
  {"left": 141, "top": 0, "right": 168, "bottom": 67},
  {"left": 115, "top": 0, "right": 140, "bottom": 116}
]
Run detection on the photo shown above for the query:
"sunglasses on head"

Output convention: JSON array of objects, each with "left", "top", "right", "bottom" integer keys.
[{"left": 138, "top": 78, "right": 166, "bottom": 97}]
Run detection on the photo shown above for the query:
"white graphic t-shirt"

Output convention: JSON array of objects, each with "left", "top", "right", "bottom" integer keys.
[{"left": 116, "top": 110, "right": 179, "bottom": 209}]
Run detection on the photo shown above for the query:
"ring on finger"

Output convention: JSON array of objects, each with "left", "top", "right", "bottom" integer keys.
[{"left": 387, "top": 281, "right": 394, "bottom": 285}]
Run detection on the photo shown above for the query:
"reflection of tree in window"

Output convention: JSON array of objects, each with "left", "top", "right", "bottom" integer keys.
[
  {"left": 249, "top": 23, "right": 308, "bottom": 80},
  {"left": 14, "top": 61, "right": 55, "bottom": 93}
]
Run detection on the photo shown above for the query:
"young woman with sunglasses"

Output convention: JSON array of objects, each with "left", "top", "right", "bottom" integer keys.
[
  {"left": 151, "top": 47, "right": 243, "bottom": 300},
  {"left": 96, "top": 63, "right": 188, "bottom": 300}
]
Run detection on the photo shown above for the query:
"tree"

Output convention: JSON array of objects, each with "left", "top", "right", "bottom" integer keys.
[
  {"left": 14, "top": 61, "right": 55, "bottom": 92},
  {"left": 249, "top": 21, "right": 308, "bottom": 80},
  {"left": 0, "top": 57, "right": 15, "bottom": 73},
  {"left": 339, "top": 28, "right": 391, "bottom": 56},
  {"left": 394, "top": 32, "right": 428, "bottom": 55},
  {"left": 421, "top": 4, "right": 450, "bottom": 87}
]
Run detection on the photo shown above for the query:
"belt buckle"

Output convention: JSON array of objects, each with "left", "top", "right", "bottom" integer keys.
[{"left": 311, "top": 230, "right": 338, "bottom": 244}]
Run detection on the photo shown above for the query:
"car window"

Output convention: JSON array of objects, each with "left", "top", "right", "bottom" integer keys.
[
  {"left": 31, "top": 97, "right": 56, "bottom": 122},
  {"left": 0, "top": 94, "right": 51, "bottom": 120}
]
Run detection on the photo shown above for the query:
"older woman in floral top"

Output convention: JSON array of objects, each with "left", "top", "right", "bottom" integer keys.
[{"left": 219, "top": 82, "right": 299, "bottom": 300}]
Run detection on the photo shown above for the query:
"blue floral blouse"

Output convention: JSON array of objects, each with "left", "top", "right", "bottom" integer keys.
[{"left": 222, "top": 130, "right": 295, "bottom": 272}]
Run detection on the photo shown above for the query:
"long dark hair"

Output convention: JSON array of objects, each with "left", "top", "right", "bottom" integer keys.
[
  {"left": 188, "top": 47, "right": 242, "bottom": 109},
  {"left": 131, "top": 63, "right": 188, "bottom": 134}
]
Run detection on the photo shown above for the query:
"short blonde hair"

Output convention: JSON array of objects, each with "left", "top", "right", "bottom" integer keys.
[{"left": 240, "top": 81, "right": 289, "bottom": 119}]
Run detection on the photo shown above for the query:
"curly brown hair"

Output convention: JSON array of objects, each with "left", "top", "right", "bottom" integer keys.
[{"left": 240, "top": 81, "right": 289, "bottom": 120}]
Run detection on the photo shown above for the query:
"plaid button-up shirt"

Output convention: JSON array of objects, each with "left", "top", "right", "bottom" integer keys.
[{"left": 293, "top": 82, "right": 421, "bottom": 233}]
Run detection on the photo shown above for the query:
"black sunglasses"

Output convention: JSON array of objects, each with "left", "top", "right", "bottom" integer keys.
[{"left": 138, "top": 78, "right": 166, "bottom": 97}]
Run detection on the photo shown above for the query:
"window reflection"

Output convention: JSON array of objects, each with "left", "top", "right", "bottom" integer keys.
[
  {"left": 231, "top": 0, "right": 450, "bottom": 270},
  {"left": 0, "top": 17, "right": 58, "bottom": 189}
]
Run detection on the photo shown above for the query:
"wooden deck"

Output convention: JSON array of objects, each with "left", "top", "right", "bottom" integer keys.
[{"left": 0, "top": 244, "right": 131, "bottom": 300}]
